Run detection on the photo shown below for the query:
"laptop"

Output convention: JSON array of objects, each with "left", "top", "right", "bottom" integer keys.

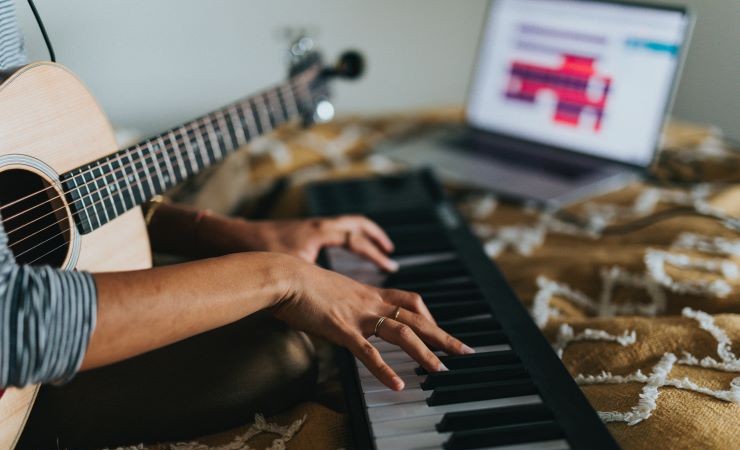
[{"left": 383, "top": 0, "right": 694, "bottom": 206}]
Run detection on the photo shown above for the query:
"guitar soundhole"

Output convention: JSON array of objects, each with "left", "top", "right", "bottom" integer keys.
[{"left": 0, "top": 168, "right": 71, "bottom": 267}]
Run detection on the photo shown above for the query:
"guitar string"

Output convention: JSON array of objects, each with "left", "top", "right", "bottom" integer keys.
[
  {"left": 3, "top": 79, "right": 313, "bottom": 240},
  {"left": 5, "top": 81, "right": 314, "bottom": 257},
  {"left": 0, "top": 78, "right": 308, "bottom": 232},
  {"left": 0, "top": 71, "right": 313, "bottom": 215}
]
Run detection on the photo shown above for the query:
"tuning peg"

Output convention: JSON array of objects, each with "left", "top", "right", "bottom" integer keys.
[{"left": 322, "top": 51, "right": 365, "bottom": 80}]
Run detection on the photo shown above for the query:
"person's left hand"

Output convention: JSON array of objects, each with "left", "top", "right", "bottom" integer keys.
[{"left": 206, "top": 215, "right": 398, "bottom": 272}]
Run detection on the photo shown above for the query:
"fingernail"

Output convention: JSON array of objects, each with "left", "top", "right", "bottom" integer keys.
[
  {"left": 393, "top": 377, "right": 405, "bottom": 390},
  {"left": 461, "top": 344, "right": 476, "bottom": 354},
  {"left": 386, "top": 260, "right": 400, "bottom": 272},
  {"left": 438, "top": 363, "right": 450, "bottom": 372}
]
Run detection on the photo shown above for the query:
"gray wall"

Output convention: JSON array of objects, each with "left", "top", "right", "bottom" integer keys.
[{"left": 14, "top": 0, "right": 739, "bottom": 139}]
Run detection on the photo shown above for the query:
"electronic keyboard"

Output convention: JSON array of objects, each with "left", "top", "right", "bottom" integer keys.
[{"left": 306, "top": 169, "right": 620, "bottom": 450}]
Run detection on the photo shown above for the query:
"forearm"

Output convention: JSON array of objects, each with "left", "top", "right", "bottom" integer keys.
[
  {"left": 81, "top": 252, "right": 290, "bottom": 370},
  {"left": 145, "top": 202, "right": 260, "bottom": 258}
]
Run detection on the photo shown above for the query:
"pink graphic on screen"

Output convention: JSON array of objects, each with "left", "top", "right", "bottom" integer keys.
[{"left": 505, "top": 24, "right": 612, "bottom": 133}]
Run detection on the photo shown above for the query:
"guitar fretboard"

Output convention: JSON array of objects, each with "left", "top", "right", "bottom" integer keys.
[{"left": 62, "top": 75, "right": 315, "bottom": 234}]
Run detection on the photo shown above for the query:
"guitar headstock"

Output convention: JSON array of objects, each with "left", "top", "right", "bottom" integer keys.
[{"left": 287, "top": 36, "right": 364, "bottom": 126}]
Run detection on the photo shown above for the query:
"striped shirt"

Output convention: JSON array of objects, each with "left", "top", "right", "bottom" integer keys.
[{"left": 0, "top": 0, "right": 98, "bottom": 391}]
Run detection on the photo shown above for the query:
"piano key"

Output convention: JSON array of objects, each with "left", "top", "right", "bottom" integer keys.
[
  {"left": 445, "top": 420, "right": 563, "bottom": 450},
  {"left": 368, "top": 395, "right": 542, "bottom": 422},
  {"left": 377, "top": 345, "right": 510, "bottom": 364},
  {"left": 420, "top": 364, "right": 529, "bottom": 390},
  {"left": 436, "top": 403, "right": 553, "bottom": 432},
  {"left": 385, "top": 265, "right": 469, "bottom": 290},
  {"left": 375, "top": 429, "right": 450, "bottom": 449},
  {"left": 396, "top": 251, "right": 459, "bottom": 269},
  {"left": 373, "top": 413, "right": 444, "bottom": 438},
  {"left": 365, "top": 386, "right": 429, "bottom": 407},
  {"left": 438, "top": 317, "right": 501, "bottom": 334},
  {"left": 363, "top": 373, "right": 426, "bottom": 393},
  {"left": 427, "top": 379, "right": 538, "bottom": 406},
  {"left": 420, "top": 288, "right": 483, "bottom": 303},
  {"left": 452, "top": 440, "right": 569, "bottom": 450},
  {"left": 359, "top": 361, "right": 419, "bottom": 379},
  {"left": 427, "top": 301, "right": 491, "bottom": 321},
  {"left": 453, "top": 330, "right": 508, "bottom": 347},
  {"left": 391, "top": 276, "right": 472, "bottom": 293},
  {"left": 416, "top": 350, "right": 520, "bottom": 374}
]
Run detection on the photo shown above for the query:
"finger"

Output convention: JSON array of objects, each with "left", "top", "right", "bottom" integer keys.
[
  {"left": 381, "top": 289, "right": 435, "bottom": 323},
  {"left": 349, "top": 235, "right": 399, "bottom": 272},
  {"left": 394, "top": 308, "right": 475, "bottom": 356},
  {"left": 346, "top": 332, "right": 405, "bottom": 391},
  {"left": 355, "top": 216, "right": 395, "bottom": 253},
  {"left": 377, "top": 318, "right": 447, "bottom": 373}
]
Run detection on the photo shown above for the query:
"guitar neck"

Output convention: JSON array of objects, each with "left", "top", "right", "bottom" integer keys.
[{"left": 61, "top": 74, "right": 314, "bottom": 235}]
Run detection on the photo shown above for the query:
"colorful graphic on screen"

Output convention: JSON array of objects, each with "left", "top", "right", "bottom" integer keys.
[
  {"left": 466, "top": 0, "right": 688, "bottom": 166},
  {"left": 505, "top": 53, "right": 612, "bottom": 132}
]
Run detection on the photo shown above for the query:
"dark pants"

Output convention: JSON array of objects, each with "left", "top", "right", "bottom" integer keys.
[{"left": 17, "top": 312, "right": 318, "bottom": 450}]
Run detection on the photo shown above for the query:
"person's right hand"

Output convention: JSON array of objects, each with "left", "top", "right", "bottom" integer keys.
[{"left": 272, "top": 254, "right": 475, "bottom": 391}]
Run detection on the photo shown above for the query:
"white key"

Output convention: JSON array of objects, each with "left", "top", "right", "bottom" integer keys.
[
  {"left": 395, "top": 251, "right": 458, "bottom": 268},
  {"left": 378, "top": 345, "right": 511, "bottom": 364},
  {"left": 365, "top": 387, "right": 428, "bottom": 407},
  {"left": 368, "top": 395, "right": 542, "bottom": 423},
  {"left": 362, "top": 373, "right": 425, "bottom": 393},
  {"left": 471, "top": 440, "right": 570, "bottom": 450},
  {"left": 359, "top": 360, "right": 418, "bottom": 379},
  {"left": 372, "top": 413, "right": 443, "bottom": 438},
  {"left": 375, "top": 430, "right": 449, "bottom": 450}
]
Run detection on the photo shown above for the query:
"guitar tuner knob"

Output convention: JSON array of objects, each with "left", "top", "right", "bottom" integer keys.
[{"left": 335, "top": 51, "right": 364, "bottom": 79}]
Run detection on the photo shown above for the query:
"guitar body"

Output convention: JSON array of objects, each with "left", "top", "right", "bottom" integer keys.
[{"left": 0, "top": 62, "right": 152, "bottom": 449}]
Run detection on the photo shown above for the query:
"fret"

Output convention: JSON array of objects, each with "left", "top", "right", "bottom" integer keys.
[
  {"left": 180, "top": 128, "right": 203, "bottom": 173},
  {"left": 227, "top": 105, "right": 248, "bottom": 146},
  {"left": 281, "top": 82, "right": 300, "bottom": 119},
  {"left": 121, "top": 150, "right": 146, "bottom": 204},
  {"left": 190, "top": 124, "right": 213, "bottom": 168},
  {"left": 91, "top": 164, "right": 112, "bottom": 223},
  {"left": 103, "top": 157, "right": 125, "bottom": 217},
  {"left": 215, "top": 110, "right": 235, "bottom": 152},
  {"left": 64, "top": 169, "right": 94, "bottom": 234},
  {"left": 114, "top": 152, "right": 136, "bottom": 210},
  {"left": 78, "top": 166, "right": 102, "bottom": 230},
  {"left": 238, "top": 101, "right": 259, "bottom": 140},
  {"left": 145, "top": 141, "right": 167, "bottom": 193},
  {"left": 134, "top": 145, "right": 156, "bottom": 199},
  {"left": 266, "top": 89, "right": 285, "bottom": 125},
  {"left": 252, "top": 95, "right": 273, "bottom": 134},
  {"left": 203, "top": 117, "right": 223, "bottom": 160},
  {"left": 156, "top": 136, "right": 178, "bottom": 186},
  {"left": 167, "top": 130, "right": 189, "bottom": 180}
]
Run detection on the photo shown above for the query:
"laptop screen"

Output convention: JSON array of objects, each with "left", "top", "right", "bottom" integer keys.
[{"left": 466, "top": 0, "right": 690, "bottom": 167}]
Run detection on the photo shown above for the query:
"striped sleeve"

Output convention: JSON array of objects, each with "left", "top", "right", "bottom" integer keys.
[
  {"left": 0, "top": 217, "right": 98, "bottom": 389},
  {"left": 0, "top": 0, "right": 27, "bottom": 71}
]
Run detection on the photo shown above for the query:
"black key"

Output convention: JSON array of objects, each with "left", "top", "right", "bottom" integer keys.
[
  {"left": 453, "top": 330, "right": 508, "bottom": 347},
  {"left": 409, "top": 279, "right": 478, "bottom": 296},
  {"left": 428, "top": 301, "right": 491, "bottom": 322},
  {"left": 437, "top": 403, "right": 553, "bottom": 432},
  {"left": 439, "top": 317, "right": 501, "bottom": 334},
  {"left": 392, "top": 276, "right": 472, "bottom": 293},
  {"left": 368, "top": 209, "right": 438, "bottom": 227},
  {"left": 417, "top": 350, "right": 520, "bottom": 375},
  {"left": 427, "top": 379, "right": 537, "bottom": 406},
  {"left": 386, "top": 224, "right": 454, "bottom": 256},
  {"left": 421, "top": 364, "right": 528, "bottom": 390},
  {"left": 444, "top": 420, "right": 563, "bottom": 450},
  {"left": 385, "top": 259, "right": 468, "bottom": 286},
  {"left": 421, "top": 288, "right": 483, "bottom": 303}
]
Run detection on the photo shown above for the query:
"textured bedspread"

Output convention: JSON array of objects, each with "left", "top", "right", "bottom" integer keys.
[{"left": 128, "top": 109, "right": 740, "bottom": 450}]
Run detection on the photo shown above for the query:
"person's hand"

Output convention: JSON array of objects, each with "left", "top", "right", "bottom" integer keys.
[
  {"left": 209, "top": 215, "right": 398, "bottom": 272},
  {"left": 272, "top": 255, "right": 475, "bottom": 391}
]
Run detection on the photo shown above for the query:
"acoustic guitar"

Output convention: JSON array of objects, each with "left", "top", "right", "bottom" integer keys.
[{"left": 0, "top": 45, "right": 363, "bottom": 448}]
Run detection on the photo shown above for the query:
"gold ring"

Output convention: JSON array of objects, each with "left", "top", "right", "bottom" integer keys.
[
  {"left": 392, "top": 306, "right": 401, "bottom": 320},
  {"left": 373, "top": 316, "right": 387, "bottom": 336}
]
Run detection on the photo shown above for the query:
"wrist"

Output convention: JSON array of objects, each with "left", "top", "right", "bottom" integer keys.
[{"left": 237, "top": 251, "right": 304, "bottom": 309}]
